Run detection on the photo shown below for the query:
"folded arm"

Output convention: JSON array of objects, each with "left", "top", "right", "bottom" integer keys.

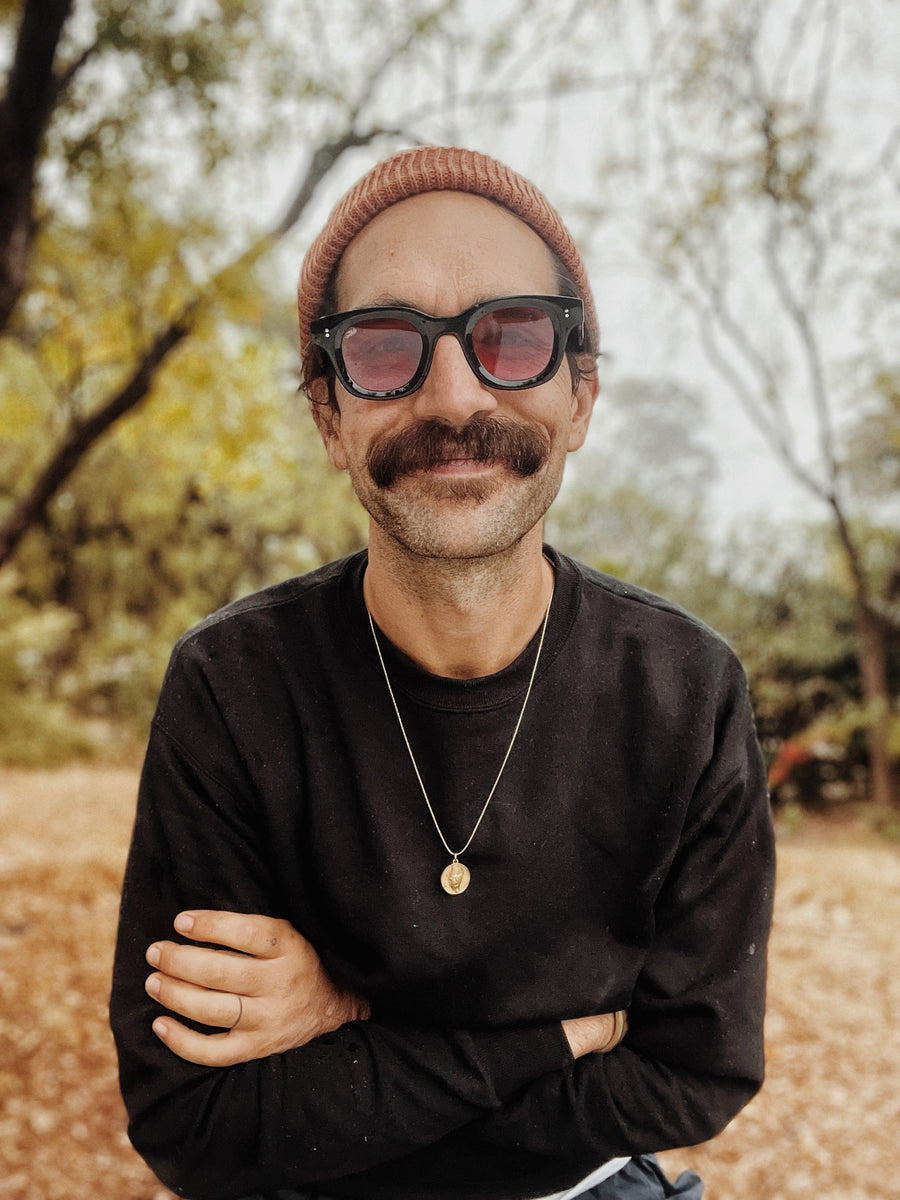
[
  {"left": 145, "top": 908, "right": 624, "bottom": 1067},
  {"left": 474, "top": 678, "right": 775, "bottom": 1161},
  {"left": 111, "top": 728, "right": 582, "bottom": 1200},
  {"left": 116, "top": 914, "right": 574, "bottom": 1199}
]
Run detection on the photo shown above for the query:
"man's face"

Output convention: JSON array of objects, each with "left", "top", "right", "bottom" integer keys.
[{"left": 313, "top": 191, "right": 597, "bottom": 562}]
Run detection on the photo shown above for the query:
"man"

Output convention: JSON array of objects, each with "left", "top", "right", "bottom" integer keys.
[{"left": 111, "top": 146, "right": 775, "bottom": 1200}]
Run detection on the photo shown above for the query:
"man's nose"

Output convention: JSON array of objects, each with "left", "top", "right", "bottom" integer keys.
[{"left": 410, "top": 332, "right": 499, "bottom": 423}]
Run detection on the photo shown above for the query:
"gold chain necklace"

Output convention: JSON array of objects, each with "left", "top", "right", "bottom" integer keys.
[{"left": 367, "top": 586, "right": 553, "bottom": 895}]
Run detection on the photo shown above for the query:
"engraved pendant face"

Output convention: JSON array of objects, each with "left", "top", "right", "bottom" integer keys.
[{"left": 440, "top": 860, "right": 471, "bottom": 895}]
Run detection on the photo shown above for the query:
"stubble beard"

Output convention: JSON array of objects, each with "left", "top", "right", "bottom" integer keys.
[{"left": 349, "top": 415, "right": 564, "bottom": 560}]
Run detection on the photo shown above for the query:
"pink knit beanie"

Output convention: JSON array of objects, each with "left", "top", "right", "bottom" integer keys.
[{"left": 297, "top": 145, "right": 599, "bottom": 361}]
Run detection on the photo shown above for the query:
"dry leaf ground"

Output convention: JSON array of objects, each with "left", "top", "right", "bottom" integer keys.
[{"left": 1, "top": 766, "right": 898, "bottom": 1200}]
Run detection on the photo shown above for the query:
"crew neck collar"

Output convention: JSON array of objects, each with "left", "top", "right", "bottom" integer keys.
[{"left": 340, "top": 547, "right": 580, "bottom": 713}]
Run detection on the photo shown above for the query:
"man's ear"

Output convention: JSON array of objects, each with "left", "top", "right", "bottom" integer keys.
[
  {"left": 310, "top": 388, "right": 348, "bottom": 471},
  {"left": 567, "top": 356, "right": 599, "bottom": 453}
]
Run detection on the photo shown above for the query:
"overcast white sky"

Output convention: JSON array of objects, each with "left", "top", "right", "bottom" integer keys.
[{"left": 249, "top": 1, "right": 897, "bottom": 543}]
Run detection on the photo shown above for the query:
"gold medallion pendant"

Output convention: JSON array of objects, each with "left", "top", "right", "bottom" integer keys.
[
  {"left": 440, "top": 860, "right": 471, "bottom": 895},
  {"left": 367, "top": 574, "right": 553, "bottom": 897}
]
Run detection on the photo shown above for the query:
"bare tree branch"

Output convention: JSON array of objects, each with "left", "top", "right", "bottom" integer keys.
[
  {"left": 270, "top": 126, "right": 406, "bottom": 241},
  {"left": 879, "top": 122, "right": 900, "bottom": 194},
  {"left": 54, "top": 41, "right": 101, "bottom": 100},
  {"left": 688, "top": 281, "right": 827, "bottom": 501},
  {"left": 761, "top": 216, "right": 840, "bottom": 482},
  {"left": 773, "top": 0, "right": 816, "bottom": 97},
  {"left": 681, "top": 238, "right": 810, "bottom": 473},
  {"left": 810, "top": 0, "right": 841, "bottom": 121},
  {"left": 401, "top": 72, "right": 645, "bottom": 128}
]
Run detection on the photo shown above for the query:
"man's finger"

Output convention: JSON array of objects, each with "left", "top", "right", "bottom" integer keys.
[
  {"left": 152, "top": 1016, "right": 253, "bottom": 1068},
  {"left": 147, "top": 940, "right": 265, "bottom": 995},
  {"left": 173, "top": 910, "right": 298, "bottom": 958},
  {"left": 146, "top": 971, "right": 245, "bottom": 1030}
]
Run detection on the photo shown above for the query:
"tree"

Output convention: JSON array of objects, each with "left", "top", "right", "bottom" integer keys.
[
  {"left": 0, "top": 0, "right": 432, "bottom": 567},
  {"left": 0, "top": 0, "right": 73, "bottom": 328},
  {"left": 1, "top": 0, "right": 638, "bottom": 755},
  {"left": 0, "top": 0, "right": 634, "bottom": 569},
  {"left": 581, "top": 0, "right": 900, "bottom": 804}
]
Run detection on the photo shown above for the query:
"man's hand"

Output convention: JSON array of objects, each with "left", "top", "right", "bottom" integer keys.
[
  {"left": 562, "top": 1010, "right": 628, "bottom": 1059},
  {"left": 145, "top": 911, "right": 371, "bottom": 1067}
]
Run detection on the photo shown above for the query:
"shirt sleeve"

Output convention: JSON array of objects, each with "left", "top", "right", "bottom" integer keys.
[
  {"left": 471, "top": 665, "right": 775, "bottom": 1161},
  {"left": 110, "top": 722, "right": 571, "bottom": 1200}
]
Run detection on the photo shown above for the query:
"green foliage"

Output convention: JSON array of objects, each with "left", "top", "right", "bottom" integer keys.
[
  {"left": 733, "top": 531, "right": 900, "bottom": 808},
  {"left": 548, "top": 477, "right": 719, "bottom": 618},
  {"left": 51, "top": 0, "right": 267, "bottom": 188},
  {"left": 0, "top": 570, "right": 101, "bottom": 765},
  {"left": 844, "top": 367, "right": 900, "bottom": 508},
  {"left": 2, "top": 291, "right": 367, "bottom": 754}
]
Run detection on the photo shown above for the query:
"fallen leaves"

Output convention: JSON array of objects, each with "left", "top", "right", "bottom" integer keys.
[{"left": 1, "top": 767, "right": 898, "bottom": 1200}]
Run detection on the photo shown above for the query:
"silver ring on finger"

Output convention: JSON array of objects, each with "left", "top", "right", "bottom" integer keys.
[{"left": 231, "top": 994, "right": 243, "bottom": 1030}]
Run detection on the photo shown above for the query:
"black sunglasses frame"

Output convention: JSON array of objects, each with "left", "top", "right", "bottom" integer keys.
[{"left": 309, "top": 294, "right": 585, "bottom": 400}]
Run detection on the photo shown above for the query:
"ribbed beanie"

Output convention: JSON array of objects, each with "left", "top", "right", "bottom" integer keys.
[{"left": 297, "top": 145, "right": 599, "bottom": 360}]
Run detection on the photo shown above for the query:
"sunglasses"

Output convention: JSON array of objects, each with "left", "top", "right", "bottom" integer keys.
[{"left": 309, "top": 295, "right": 585, "bottom": 400}]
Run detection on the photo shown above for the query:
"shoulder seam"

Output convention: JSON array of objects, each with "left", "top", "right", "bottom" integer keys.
[
  {"left": 175, "top": 554, "right": 359, "bottom": 649},
  {"left": 564, "top": 553, "right": 734, "bottom": 650}
]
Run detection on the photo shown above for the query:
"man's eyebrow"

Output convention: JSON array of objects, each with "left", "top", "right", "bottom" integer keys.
[{"left": 366, "top": 295, "right": 417, "bottom": 308}]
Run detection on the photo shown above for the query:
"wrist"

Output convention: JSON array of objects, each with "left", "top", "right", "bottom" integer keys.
[
  {"left": 317, "top": 981, "right": 370, "bottom": 1032},
  {"left": 343, "top": 990, "right": 371, "bottom": 1023},
  {"left": 562, "top": 1010, "right": 628, "bottom": 1058}
]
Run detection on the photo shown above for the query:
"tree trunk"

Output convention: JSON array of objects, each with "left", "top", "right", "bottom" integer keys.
[
  {"left": 857, "top": 603, "right": 897, "bottom": 807},
  {"left": 0, "top": 0, "right": 73, "bottom": 330}
]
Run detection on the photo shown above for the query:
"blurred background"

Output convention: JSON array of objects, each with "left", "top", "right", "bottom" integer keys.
[{"left": 1, "top": 2, "right": 899, "bottom": 1198}]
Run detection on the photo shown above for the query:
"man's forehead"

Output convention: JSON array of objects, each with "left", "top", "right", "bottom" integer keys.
[
  {"left": 343, "top": 189, "right": 549, "bottom": 248},
  {"left": 335, "top": 191, "right": 559, "bottom": 307}
]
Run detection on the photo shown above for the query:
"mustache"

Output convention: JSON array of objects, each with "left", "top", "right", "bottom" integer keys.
[{"left": 366, "top": 416, "right": 550, "bottom": 488}]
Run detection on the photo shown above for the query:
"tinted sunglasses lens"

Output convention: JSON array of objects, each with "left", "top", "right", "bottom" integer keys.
[
  {"left": 340, "top": 316, "right": 423, "bottom": 393},
  {"left": 471, "top": 305, "right": 556, "bottom": 382}
]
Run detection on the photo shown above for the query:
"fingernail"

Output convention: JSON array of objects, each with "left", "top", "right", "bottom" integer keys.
[
  {"left": 174, "top": 912, "right": 195, "bottom": 934},
  {"left": 145, "top": 975, "right": 160, "bottom": 997},
  {"left": 152, "top": 1018, "right": 169, "bottom": 1038},
  {"left": 146, "top": 945, "right": 161, "bottom": 966}
]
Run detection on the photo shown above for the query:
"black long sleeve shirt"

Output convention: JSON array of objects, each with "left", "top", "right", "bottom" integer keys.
[{"left": 110, "top": 548, "right": 775, "bottom": 1200}]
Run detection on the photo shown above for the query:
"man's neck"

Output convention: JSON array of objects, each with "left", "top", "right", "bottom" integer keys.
[{"left": 363, "top": 526, "right": 554, "bottom": 680}]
